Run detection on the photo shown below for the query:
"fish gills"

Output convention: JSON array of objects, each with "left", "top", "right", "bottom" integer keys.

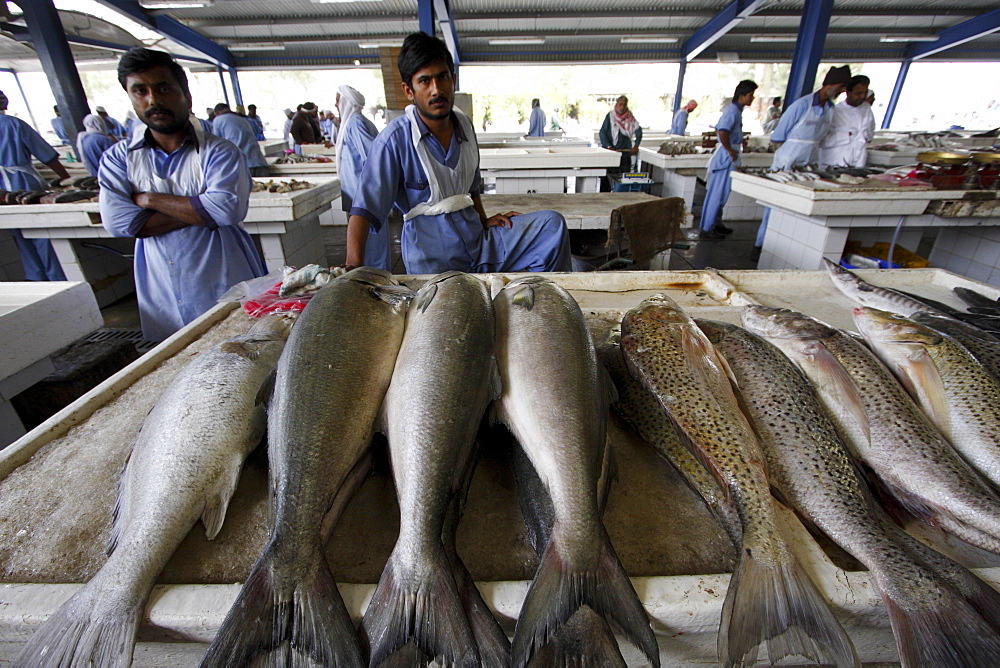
[
  {"left": 360, "top": 272, "right": 501, "bottom": 667},
  {"left": 16, "top": 315, "right": 293, "bottom": 668},
  {"left": 621, "top": 295, "right": 857, "bottom": 668},
  {"left": 201, "top": 268, "right": 411, "bottom": 668},
  {"left": 494, "top": 276, "right": 658, "bottom": 668},
  {"left": 700, "top": 317, "right": 1000, "bottom": 666}
]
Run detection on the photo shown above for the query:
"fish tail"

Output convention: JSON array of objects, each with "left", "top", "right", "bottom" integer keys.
[
  {"left": 719, "top": 550, "right": 858, "bottom": 667},
  {"left": 511, "top": 529, "right": 659, "bottom": 668},
  {"left": 359, "top": 548, "right": 480, "bottom": 667},
  {"left": 883, "top": 592, "right": 1000, "bottom": 665},
  {"left": 526, "top": 606, "right": 627, "bottom": 668},
  {"left": 450, "top": 552, "right": 511, "bottom": 667},
  {"left": 200, "top": 545, "right": 362, "bottom": 667},
  {"left": 14, "top": 579, "right": 141, "bottom": 667}
]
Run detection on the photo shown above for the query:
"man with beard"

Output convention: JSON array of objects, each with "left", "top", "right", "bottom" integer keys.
[
  {"left": 98, "top": 48, "right": 265, "bottom": 341},
  {"left": 345, "top": 32, "right": 570, "bottom": 274},
  {"left": 599, "top": 95, "right": 643, "bottom": 170}
]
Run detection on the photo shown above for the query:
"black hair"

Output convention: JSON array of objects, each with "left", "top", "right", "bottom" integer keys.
[
  {"left": 848, "top": 75, "right": 871, "bottom": 91},
  {"left": 398, "top": 32, "right": 453, "bottom": 88},
  {"left": 247, "top": 104, "right": 256, "bottom": 110},
  {"left": 531, "top": 98, "right": 540, "bottom": 108},
  {"left": 773, "top": 96, "right": 782, "bottom": 104},
  {"left": 214, "top": 102, "right": 230, "bottom": 112},
  {"left": 117, "top": 48, "right": 190, "bottom": 98},
  {"left": 734, "top": 80, "right": 758, "bottom": 100}
]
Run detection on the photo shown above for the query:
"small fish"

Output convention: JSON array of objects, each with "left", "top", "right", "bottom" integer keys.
[
  {"left": 622, "top": 295, "right": 857, "bottom": 668},
  {"left": 824, "top": 258, "right": 949, "bottom": 317}
]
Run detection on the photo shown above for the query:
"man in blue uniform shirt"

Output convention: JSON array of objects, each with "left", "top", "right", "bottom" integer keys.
[
  {"left": 670, "top": 100, "right": 698, "bottom": 136},
  {"left": 99, "top": 48, "right": 265, "bottom": 341},
  {"left": 245, "top": 104, "right": 266, "bottom": 141},
  {"left": 212, "top": 102, "right": 270, "bottom": 176},
  {"left": 76, "top": 113, "right": 116, "bottom": 178},
  {"left": 527, "top": 99, "right": 545, "bottom": 137},
  {"left": 345, "top": 33, "right": 570, "bottom": 274},
  {"left": 699, "top": 80, "right": 756, "bottom": 240},
  {"left": 50, "top": 106, "right": 69, "bottom": 145},
  {"left": 0, "top": 90, "right": 70, "bottom": 281},
  {"left": 96, "top": 106, "right": 127, "bottom": 141},
  {"left": 751, "top": 65, "right": 850, "bottom": 261}
]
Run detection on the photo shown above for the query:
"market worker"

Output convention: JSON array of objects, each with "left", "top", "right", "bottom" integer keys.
[
  {"left": 699, "top": 80, "right": 757, "bottom": 240},
  {"left": 670, "top": 99, "right": 698, "bottom": 135},
  {"left": 527, "top": 98, "right": 545, "bottom": 137},
  {"left": 282, "top": 107, "right": 295, "bottom": 148},
  {"left": 99, "top": 47, "right": 265, "bottom": 341},
  {"left": 212, "top": 102, "right": 270, "bottom": 176},
  {"left": 345, "top": 32, "right": 571, "bottom": 274},
  {"left": 762, "top": 96, "right": 782, "bottom": 133},
  {"left": 751, "top": 65, "right": 851, "bottom": 261},
  {"left": 76, "top": 113, "right": 116, "bottom": 178},
  {"left": 320, "top": 109, "right": 339, "bottom": 143},
  {"left": 290, "top": 102, "right": 326, "bottom": 154},
  {"left": 335, "top": 85, "right": 387, "bottom": 270},
  {"left": 96, "top": 106, "right": 126, "bottom": 141},
  {"left": 51, "top": 105, "right": 69, "bottom": 144},
  {"left": 245, "top": 104, "right": 265, "bottom": 140},
  {"left": 0, "top": 90, "right": 69, "bottom": 281},
  {"left": 818, "top": 75, "right": 875, "bottom": 168},
  {"left": 600, "top": 95, "right": 642, "bottom": 171}
]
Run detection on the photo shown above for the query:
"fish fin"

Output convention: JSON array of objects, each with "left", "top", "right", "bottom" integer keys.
[
  {"left": 489, "top": 358, "right": 503, "bottom": 402},
  {"left": 806, "top": 342, "right": 872, "bottom": 445},
  {"left": 680, "top": 325, "right": 739, "bottom": 398},
  {"left": 450, "top": 551, "right": 512, "bottom": 667},
  {"left": 109, "top": 445, "right": 136, "bottom": 555},
  {"left": 200, "top": 545, "right": 363, "bottom": 667},
  {"left": 883, "top": 592, "right": 1000, "bottom": 666},
  {"left": 371, "top": 284, "right": 415, "bottom": 307},
  {"left": 201, "top": 454, "right": 245, "bottom": 540},
  {"left": 14, "top": 574, "right": 143, "bottom": 668},
  {"left": 897, "top": 348, "right": 951, "bottom": 433},
  {"left": 526, "top": 606, "right": 627, "bottom": 668},
  {"left": 413, "top": 281, "right": 438, "bottom": 313},
  {"left": 719, "top": 550, "right": 858, "bottom": 668},
  {"left": 511, "top": 285, "right": 536, "bottom": 310},
  {"left": 359, "top": 548, "right": 480, "bottom": 668},
  {"left": 510, "top": 527, "right": 658, "bottom": 668},
  {"left": 220, "top": 340, "right": 259, "bottom": 360},
  {"left": 255, "top": 368, "right": 277, "bottom": 408}
]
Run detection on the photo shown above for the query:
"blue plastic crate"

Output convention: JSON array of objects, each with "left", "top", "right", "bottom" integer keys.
[{"left": 611, "top": 176, "right": 652, "bottom": 193}]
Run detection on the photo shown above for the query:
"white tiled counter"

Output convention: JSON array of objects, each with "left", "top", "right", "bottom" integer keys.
[
  {"left": 479, "top": 147, "right": 621, "bottom": 194},
  {"left": 258, "top": 140, "right": 287, "bottom": 158},
  {"left": 480, "top": 192, "right": 660, "bottom": 229},
  {"left": 731, "top": 172, "right": 1000, "bottom": 285}
]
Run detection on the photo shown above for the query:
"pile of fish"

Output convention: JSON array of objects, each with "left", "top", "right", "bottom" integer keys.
[
  {"left": 758, "top": 165, "right": 884, "bottom": 184},
  {"left": 250, "top": 178, "right": 314, "bottom": 193},
  {"left": 274, "top": 153, "right": 332, "bottom": 164},
  {"left": 657, "top": 140, "right": 700, "bottom": 156},
  {"left": 0, "top": 175, "right": 101, "bottom": 205}
]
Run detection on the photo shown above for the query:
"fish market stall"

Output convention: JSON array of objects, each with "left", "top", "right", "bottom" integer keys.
[
  {"left": 480, "top": 192, "right": 659, "bottom": 230},
  {"left": 638, "top": 147, "right": 773, "bottom": 221},
  {"left": 0, "top": 179, "right": 340, "bottom": 305},
  {"left": 266, "top": 156, "right": 337, "bottom": 177},
  {"left": 0, "top": 281, "right": 101, "bottom": 448},
  {"left": 731, "top": 171, "right": 1000, "bottom": 285},
  {"left": 476, "top": 136, "right": 591, "bottom": 149},
  {"left": 257, "top": 140, "right": 287, "bottom": 158},
  {"left": 479, "top": 147, "right": 621, "bottom": 194},
  {"left": 2, "top": 268, "right": 1000, "bottom": 665}
]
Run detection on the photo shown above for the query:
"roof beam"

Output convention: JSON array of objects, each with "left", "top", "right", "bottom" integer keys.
[
  {"left": 91, "top": 0, "right": 233, "bottom": 67},
  {"left": 433, "top": 0, "right": 460, "bottom": 67},
  {"left": 905, "top": 7, "right": 1000, "bottom": 60},
  {"left": 2, "top": 22, "right": 215, "bottom": 65},
  {"left": 681, "top": 0, "right": 770, "bottom": 61}
]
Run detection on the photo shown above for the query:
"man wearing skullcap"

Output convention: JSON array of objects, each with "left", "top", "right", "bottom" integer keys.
[
  {"left": 290, "top": 102, "right": 325, "bottom": 154},
  {"left": 76, "top": 113, "right": 116, "bottom": 177},
  {"left": 751, "top": 65, "right": 851, "bottom": 261},
  {"left": 819, "top": 75, "right": 875, "bottom": 169},
  {"left": 96, "top": 106, "right": 127, "bottom": 141}
]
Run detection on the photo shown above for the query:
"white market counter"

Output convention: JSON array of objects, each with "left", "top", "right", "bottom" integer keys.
[
  {"left": 258, "top": 140, "right": 287, "bottom": 158},
  {"left": 2, "top": 269, "right": 999, "bottom": 666},
  {"left": 479, "top": 147, "right": 622, "bottom": 194},
  {"left": 731, "top": 171, "right": 1000, "bottom": 284},
  {"left": 480, "top": 192, "right": 660, "bottom": 230}
]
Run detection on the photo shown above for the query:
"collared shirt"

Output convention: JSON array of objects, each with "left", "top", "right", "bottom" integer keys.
[
  {"left": 670, "top": 108, "right": 689, "bottom": 135},
  {"left": 771, "top": 92, "right": 834, "bottom": 144},
  {"left": 338, "top": 112, "right": 378, "bottom": 202},
  {"left": 0, "top": 113, "right": 57, "bottom": 190},
  {"left": 211, "top": 112, "right": 268, "bottom": 169},
  {"left": 527, "top": 107, "right": 545, "bottom": 136},
  {"left": 102, "top": 115, "right": 127, "bottom": 141},
  {"left": 51, "top": 117, "right": 68, "bottom": 144},
  {"left": 715, "top": 102, "right": 744, "bottom": 145},
  {"left": 246, "top": 113, "right": 265, "bottom": 140},
  {"left": 350, "top": 109, "right": 481, "bottom": 232},
  {"left": 78, "top": 132, "right": 115, "bottom": 178},
  {"left": 98, "top": 122, "right": 263, "bottom": 340}
]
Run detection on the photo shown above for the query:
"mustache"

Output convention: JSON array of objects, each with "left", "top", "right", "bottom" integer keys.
[
  {"left": 429, "top": 96, "right": 448, "bottom": 105},
  {"left": 145, "top": 106, "right": 174, "bottom": 119}
]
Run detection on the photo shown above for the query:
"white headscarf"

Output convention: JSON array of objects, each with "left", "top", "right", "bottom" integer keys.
[
  {"left": 335, "top": 85, "right": 365, "bottom": 174},
  {"left": 76, "top": 113, "right": 109, "bottom": 161}
]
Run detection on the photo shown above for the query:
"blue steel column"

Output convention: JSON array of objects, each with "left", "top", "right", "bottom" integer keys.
[
  {"left": 228, "top": 68, "right": 244, "bottom": 109},
  {"left": 12, "top": 71, "right": 41, "bottom": 134},
  {"left": 418, "top": 0, "right": 434, "bottom": 36},
  {"left": 882, "top": 59, "right": 910, "bottom": 129},
  {"left": 19, "top": 0, "right": 90, "bottom": 142},
  {"left": 783, "top": 0, "right": 834, "bottom": 109},
  {"left": 217, "top": 65, "right": 231, "bottom": 107},
  {"left": 673, "top": 60, "right": 687, "bottom": 113}
]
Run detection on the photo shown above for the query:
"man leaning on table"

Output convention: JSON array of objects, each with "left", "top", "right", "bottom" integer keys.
[
  {"left": 98, "top": 47, "right": 265, "bottom": 342},
  {"left": 345, "top": 32, "right": 571, "bottom": 274}
]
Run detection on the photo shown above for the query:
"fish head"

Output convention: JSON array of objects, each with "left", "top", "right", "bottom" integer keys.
[
  {"left": 693, "top": 318, "right": 738, "bottom": 345},
  {"left": 624, "top": 294, "right": 688, "bottom": 327},
  {"left": 741, "top": 305, "right": 834, "bottom": 342},
  {"left": 852, "top": 307, "right": 943, "bottom": 347},
  {"left": 341, "top": 266, "right": 399, "bottom": 287},
  {"left": 245, "top": 312, "right": 297, "bottom": 341}
]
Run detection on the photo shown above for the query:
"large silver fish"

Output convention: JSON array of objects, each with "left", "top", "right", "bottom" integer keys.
[
  {"left": 824, "top": 259, "right": 949, "bottom": 317},
  {"left": 911, "top": 311, "right": 1000, "bottom": 381},
  {"left": 201, "top": 267, "right": 412, "bottom": 667},
  {"left": 743, "top": 305, "right": 1000, "bottom": 556},
  {"left": 16, "top": 314, "right": 293, "bottom": 667},
  {"left": 493, "top": 276, "right": 658, "bottom": 668},
  {"left": 621, "top": 295, "right": 857, "bottom": 668},
  {"left": 855, "top": 307, "right": 1000, "bottom": 490},
  {"left": 700, "top": 318, "right": 1000, "bottom": 666},
  {"left": 360, "top": 271, "right": 505, "bottom": 667}
]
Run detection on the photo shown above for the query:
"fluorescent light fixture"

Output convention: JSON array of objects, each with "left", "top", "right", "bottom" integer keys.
[
  {"left": 358, "top": 40, "right": 404, "bottom": 49},
  {"left": 488, "top": 38, "right": 545, "bottom": 45},
  {"left": 228, "top": 42, "right": 286, "bottom": 51},
  {"left": 750, "top": 35, "right": 799, "bottom": 42},
  {"left": 880, "top": 34, "right": 939, "bottom": 42},
  {"left": 620, "top": 37, "right": 678, "bottom": 44},
  {"left": 139, "top": 0, "right": 214, "bottom": 7}
]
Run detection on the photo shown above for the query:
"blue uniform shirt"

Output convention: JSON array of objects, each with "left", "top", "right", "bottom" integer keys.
[
  {"left": 51, "top": 117, "right": 68, "bottom": 144},
  {"left": 78, "top": 132, "right": 115, "bottom": 178},
  {"left": 715, "top": 103, "right": 743, "bottom": 146},
  {"left": 528, "top": 107, "right": 545, "bottom": 136},
  {"left": 211, "top": 112, "right": 268, "bottom": 169},
  {"left": 246, "top": 114, "right": 265, "bottom": 141},
  {"left": 0, "top": 114, "right": 57, "bottom": 189},
  {"left": 102, "top": 115, "right": 127, "bottom": 141},
  {"left": 98, "top": 124, "right": 265, "bottom": 340},
  {"left": 670, "top": 108, "right": 689, "bottom": 135},
  {"left": 770, "top": 92, "right": 836, "bottom": 170},
  {"left": 339, "top": 113, "right": 379, "bottom": 204}
]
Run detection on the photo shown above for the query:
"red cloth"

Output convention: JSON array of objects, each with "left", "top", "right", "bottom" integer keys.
[{"left": 243, "top": 281, "right": 311, "bottom": 317}]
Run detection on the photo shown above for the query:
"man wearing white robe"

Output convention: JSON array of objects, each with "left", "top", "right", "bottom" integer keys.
[{"left": 818, "top": 75, "right": 875, "bottom": 168}]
